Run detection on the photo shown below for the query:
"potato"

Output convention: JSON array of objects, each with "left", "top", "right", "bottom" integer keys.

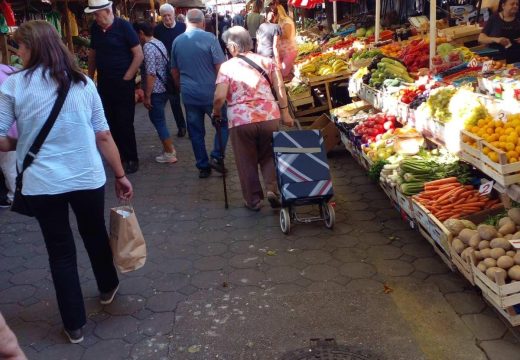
[
  {"left": 459, "top": 229, "right": 477, "bottom": 244},
  {"left": 477, "top": 262, "right": 487, "bottom": 272},
  {"left": 497, "top": 256, "right": 514, "bottom": 269},
  {"left": 514, "top": 252, "right": 520, "bottom": 265},
  {"left": 468, "top": 234, "right": 480, "bottom": 249},
  {"left": 499, "top": 220, "right": 516, "bottom": 235},
  {"left": 499, "top": 217, "right": 514, "bottom": 228},
  {"left": 478, "top": 240, "right": 490, "bottom": 250},
  {"left": 508, "top": 265, "right": 520, "bottom": 280},
  {"left": 483, "top": 258, "right": 497, "bottom": 268},
  {"left": 491, "top": 248, "right": 506, "bottom": 259},
  {"left": 505, "top": 234, "right": 514, "bottom": 240},
  {"left": 480, "top": 248, "right": 492, "bottom": 259},
  {"left": 461, "top": 247, "right": 473, "bottom": 261},
  {"left": 452, "top": 238, "right": 465, "bottom": 254},
  {"left": 460, "top": 220, "right": 477, "bottom": 230},
  {"left": 507, "top": 250, "right": 516, "bottom": 257},
  {"left": 512, "top": 231, "right": 520, "bottom": 240},
  {"left": 475, "top": 250, "right": 483, "bottom": 260},
  {"left": 490, "top": 238, "right": 512, "bottom": 250},
  {"left": 443, "top": 219, "right": 466, "bottom": 236},
  {"left": 508, "top": 208, "right": 520, "bottom": 225},
  {"left": 477, "top": 224, "right": 498, "bottom": 241},
  {"left": 486, "top": 267, "right": 507, "bottom": 282}
]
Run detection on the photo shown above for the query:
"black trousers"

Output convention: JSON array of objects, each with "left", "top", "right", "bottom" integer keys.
[
  {"left": 168, "top": 92, "right": 186, "bottom": 131},
  {"left": 27, "top": 186, "right": 119, "bottom": 331},
  {"left": 98, "top": 77, "right": 138, "bottom": 162}
]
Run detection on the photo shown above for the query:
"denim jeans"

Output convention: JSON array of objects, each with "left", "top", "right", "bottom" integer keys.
[
  {"left": 168, "top": 92, "right": 186, "bottom": 131},
  {"left": 184, "top": 103, "right": 229, "bottom": 170},
  {"left": 26, "top": 186, "right": 119, "bottom": 331},
  {"left": 149, "top": 92, "right": 170, "bottom": 141}
]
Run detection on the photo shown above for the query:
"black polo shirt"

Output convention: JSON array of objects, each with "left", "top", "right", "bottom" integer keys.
[{"left": 90, "top": 17, "right": 139, "bottom": 79}]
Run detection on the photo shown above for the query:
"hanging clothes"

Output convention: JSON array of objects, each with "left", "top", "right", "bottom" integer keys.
[
  {"left": 45, "top": 11, "right": 62, "bottom": 36},
  {"left": 0, "top": 0, "right": 15, "bottom": 26},
  {"left": 67, "top": 9, "right": 78, "bottom": 37}
]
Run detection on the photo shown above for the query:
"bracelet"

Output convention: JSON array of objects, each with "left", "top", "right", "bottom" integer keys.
[
  {"left": 279, "top": 106, "right": 288, "bottom": 110},
  {"left": 115, "top": 174, "right": 126, "bottom": 180}
]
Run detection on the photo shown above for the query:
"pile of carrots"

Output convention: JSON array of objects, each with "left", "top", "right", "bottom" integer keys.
[{"left": 413, "top": 177, "right": 502, "bottom": 221}]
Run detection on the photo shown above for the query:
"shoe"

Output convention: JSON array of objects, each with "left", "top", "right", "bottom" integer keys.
[
  {"left": 64, "top": 327, "right": 84, "bottom": 344},
  {"left": 199, "top": 168, "right": 212, "bottom": 178},
  {"left": 177, "top": 128, "right": 186, "bottom": 137},
  {"left": 125, "top": 160, "right": 139, "bottom": 174},
  {"left": 100, "top": 285, "right": 119, "bottom": 305},
  {"left": 0, "top": 198, "right": 12, "bottom": 208},
  {"left": 244, "top": 201, "right": 262, "bottom": 212},
  {"left": 155, "top": 152, "right": 178, "bottom": 164},
  {"left": 266, "top": 191, "right": 281, "bottom": 209},
  {"left": 209, "top": 158, "right": 227, "bottom": 174}
]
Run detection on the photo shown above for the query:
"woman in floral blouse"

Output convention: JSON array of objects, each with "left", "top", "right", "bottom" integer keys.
[{"left": 213, "top": 26, "right": 293, "bottom": 211}]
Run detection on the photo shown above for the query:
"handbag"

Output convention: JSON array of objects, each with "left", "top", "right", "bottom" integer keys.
[
  {"left": 109, "top": 203, "right": 146, "bottom": 273},
  {"left": 236, "top": 54, "right": 278, "bottom": 101},
  {"left": 11, "top": 80, "right": 70, "bottom": 217},
  {"left": 146, "top": 41, "right": 177, "bottom": 95}
]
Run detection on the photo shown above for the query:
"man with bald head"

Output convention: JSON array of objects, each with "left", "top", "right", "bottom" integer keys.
[
  {"left": 171, "top": 9, "right": 228, "bottom": 178},
  {"left": 153, "top": 3, "right": 187, "bottom": 137}
]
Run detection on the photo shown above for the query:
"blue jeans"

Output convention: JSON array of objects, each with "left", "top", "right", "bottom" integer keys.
[
  {"left": 184, "top": 103, "right": 228, "bottom": 170},
  {"left": 168, "top": 92, "right": 186, "bottom": 130},
  {"left": 149, "top": 92, "right": 170, "bottom": 141}
]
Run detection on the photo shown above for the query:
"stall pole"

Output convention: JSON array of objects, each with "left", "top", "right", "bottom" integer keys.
[
  {"left": 375, "top": 0, "right": 380, "bottom": 42},
  {"left": 149, "top": 0, "right": 156, "bottom": 24},
  {"left": 64, "top": 0, "right": 74, "bottom": 53},
  {"left": 215, "top": 0, "right": 219, "bottom": 38},
  {"left": 429, "top": 0, "right": 436, "bottom": 69},
  {"left": 332, "top": 0, "right": 338, "bottom": 32}
]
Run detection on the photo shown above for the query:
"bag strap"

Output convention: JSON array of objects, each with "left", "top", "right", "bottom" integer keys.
[
  {"left": 236, "top": 54, "right": 278, "bottom": 101},
  {"left": 146, "top": 41, "right": 170, "bottom": 86},
  {"left": 19, "top": 79, "right": 71, "bottom": 175}
]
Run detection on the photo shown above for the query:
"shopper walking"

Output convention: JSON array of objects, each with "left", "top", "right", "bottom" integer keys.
[
  {"left": 256, "top": 11, "right": 281, "bottom": 61},
  {"left": 277, "top": 5, "right": 297, "bottom": 79},
  {"left": 86, "top": 0, "right": 143, "bottom": 174},
  {"left": 0, "top": 20, "right": 133, "bottom": 344},
  {"left": 233, "top": 9, "right": 246, "bottom": 27},
  {"left": 0, "top": 64, "right": 15, "bottom": 208},
  {"left": 213, "top": 26, "right": 293, "bottom": 210},
  {"left": 246, "top": 0, "right": 265, "bottom": 51},
  {"left": 134, "top": 21, "right": 178, "bottom": 164},
  {"left": 171, "top": 9, "right": 228, "bottom": 178},
  {"left": 153, "top": 3, "right": 187, "bottom": 137}
]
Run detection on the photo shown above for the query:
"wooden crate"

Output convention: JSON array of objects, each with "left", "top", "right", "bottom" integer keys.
[
  {"left": 395, "top": 188, "right": 415, "bottom": 220},
  {"left": 459, "top": 129, "right": 520, "bottom": 186},
  {"left": 380, "top": 180, "right": 398, "bottom": 204},
  {"left": 291, "top": 95, "right": 315, "bottom": 111},
  {"left": 359, "top": 150, "right": 373, "bottom": 171},
  {"left": 288, "top": 88, "right": 312, "bottom": 101},
  {"left": 411, "top": 198, "right": 431, "bottom": 231},
  {"left": 448, "top": 238, "right": 475, "bottom": 286},
  {"left": 304, "top": 71, "right": 351, "bottom": 86},
  {"left": 418, "top": 221, "right": 455, "bottom": 271},
  {"left": 426, "top": 210, "right": 452, "bottom": 256},
  {"left": 482, "top": 293, "right": 520, "bottom": 327}
]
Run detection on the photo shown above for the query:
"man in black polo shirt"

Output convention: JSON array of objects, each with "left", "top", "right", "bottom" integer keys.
[
  {"left": 86, "top": 0, "right": 143, "bottom": 174},
  {"left": 153, "top": 3, "right": 187, "bottom": 138}
]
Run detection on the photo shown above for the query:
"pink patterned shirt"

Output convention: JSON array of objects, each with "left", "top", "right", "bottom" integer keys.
[{"left": 216, "top": 53, "right": 280, "bottom": 129}]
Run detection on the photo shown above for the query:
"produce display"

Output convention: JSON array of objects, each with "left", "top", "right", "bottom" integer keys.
[
  {"left": 297, "top": 53, "right": 350, "bottom": 78},
  {"left": 353, "top": 112, "right": 397, "bottom": 144}
]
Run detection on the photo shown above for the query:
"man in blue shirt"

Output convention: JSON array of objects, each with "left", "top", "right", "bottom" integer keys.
[
  {"left": 86, "top": 0, "right": 143, "bottom": 174},
  {"left": 171, "top": 9, "right": 228, "bottom": 178},
  {"left": 153, "top": 3, "right": 187, "bottom": 137}
]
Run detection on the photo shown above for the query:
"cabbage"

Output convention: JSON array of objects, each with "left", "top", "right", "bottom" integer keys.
[{"left": 437, "top": 43, "right": 455, "bottom": 57}]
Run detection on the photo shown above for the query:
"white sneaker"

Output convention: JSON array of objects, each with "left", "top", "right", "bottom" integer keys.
[{"left": 155, "top": 152, "right": 178, "bottom": 164}]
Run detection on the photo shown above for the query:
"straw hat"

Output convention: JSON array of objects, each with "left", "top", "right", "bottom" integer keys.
[{"left": 84, "top": 0, "right": 113, "bottom": 14}]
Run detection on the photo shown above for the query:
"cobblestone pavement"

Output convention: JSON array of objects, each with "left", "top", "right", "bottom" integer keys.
[{"left": 2, "top": 105, "right": 520, "bottom": 359}]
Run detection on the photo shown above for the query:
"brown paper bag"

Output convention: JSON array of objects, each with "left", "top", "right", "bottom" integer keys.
[{"left": 109, "top": 205, "right": 146, "bottom": 273}]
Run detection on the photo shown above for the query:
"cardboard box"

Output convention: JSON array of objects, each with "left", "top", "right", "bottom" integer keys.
[{"left": 309, "top": 114, "right": 340, "bottom": 153}]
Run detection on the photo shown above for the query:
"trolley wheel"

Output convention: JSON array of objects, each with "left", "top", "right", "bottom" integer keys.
[
  {"left": 280, "top": 207, "right": 291, "bottom": 234},
  {"left": 323, "top": 202, "right": 335, "bottom": 229}
]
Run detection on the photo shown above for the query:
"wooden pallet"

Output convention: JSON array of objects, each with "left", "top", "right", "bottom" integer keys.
[{"left": 459, "top": 129, "right": 520, "bottom": 186}]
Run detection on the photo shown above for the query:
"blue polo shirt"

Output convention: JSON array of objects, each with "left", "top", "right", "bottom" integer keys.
[
  {"left": 171, "top": 28, "right": 226, "bottom": 106},
  {"left": 90, "top": 17, "right": 139, "bottom": 79}
]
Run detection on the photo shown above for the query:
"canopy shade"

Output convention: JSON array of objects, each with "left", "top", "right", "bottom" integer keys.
[{"left": 169, "top": 0, "right": 205, "bottom": 7}]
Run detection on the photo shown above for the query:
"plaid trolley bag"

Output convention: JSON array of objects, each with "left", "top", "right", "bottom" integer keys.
[{"left": 273, "top": 129, "right": 335, "bottom": 234}]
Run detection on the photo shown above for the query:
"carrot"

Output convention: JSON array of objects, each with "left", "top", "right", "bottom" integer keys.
[
  {"left": 438, "top": 183, "right": 461, "bottom": 189},
  {"left": 424, "top": 185, "right": 440, "bottom": 191},
  {"left": 463, "top": 185, "right": 475, "bottom": 190},
  {"left": 421, "top": 188, "right": 452, "bottom": 197},
  {"left": 453, "top": 197, "right": 467, "bottom": 205},
  {"left": 491, "top": 203, "right": 504, "bottom": 209},
  {"left": 436, "top": 187, "right": 464, "bottom": 203},
  {"left": 424, "top": 177, "right": 458, "bottom": 186}
]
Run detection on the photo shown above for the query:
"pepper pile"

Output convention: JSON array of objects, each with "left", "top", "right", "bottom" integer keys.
[{"left": 400, "top": 39, "right": 430, "bottom": 73}]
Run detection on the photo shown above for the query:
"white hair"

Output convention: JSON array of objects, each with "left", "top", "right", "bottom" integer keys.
[
  {"left": 222, "top": 26, "right": 252, "bottom": 53},
  {"left": 186, "top": 9, "right": 204, "bottom": 23},
  {"left": 159, "top": 3, "right": 175, "bottom": 15}
]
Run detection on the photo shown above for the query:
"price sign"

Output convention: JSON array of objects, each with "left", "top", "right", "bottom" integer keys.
[
  {"left": 497, "top": 110, "right": 507, "bottom": 122},
  {"left": 479, "top": 181, "right": 494, "bottom": 196},
  {"left": 468, "top": 57, "right": 479, "bottom": 68},
  {"left": 509, "top": 239, "right": 520, "bottom": 250},
  {"left": 482, "top": 60, "right": 494, "bottom": 73}
]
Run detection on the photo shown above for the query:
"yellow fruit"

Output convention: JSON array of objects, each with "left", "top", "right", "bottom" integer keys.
[
  {"left": 506, "top": 143, "right": 515, "bottom": 151},
  {"left": 507, "top": 150, "right": 519, "bottom": 159},
  {"left": 483, "top": 147, "right": 491, "bottom": 155},
  {"left": 478, "top": 119, "right": 487, "bottom": 127},
  {"left": 487, "top": 127, "right": 494, "bottom": 135},
  {"left": 515, "top": 126, "right": 520, "bottom": 133},
  {"left": 499, "top": 135, "right": 508, "bottom": 142},
  {"left": 506, "top": 123, "right": 515, "bottom": 129},
  {"left": 510, "top": 157, "right": 519, "bottom": 163},
  {"left": 506, "top": 127, "right": 515, "bottom": 134},
  {"left": 496, "top": 127, "right": 504, "bottom": 135},
  {"left": 491, "top": 141, "right": 501, "bottom": 148},
  {"left": 509, "top": 133, "right": 519, "bottom": 143},
  {"left": 498, "top": 142, "right": 507, "bottom": 150},
  {"left": 488, "top": 151, "right": 499, "bottom": 162},
  {"left": 489, "top": 134, "right": 499, "bottom": 142},
  {"left": 515, "top": 146, "right": 520, "bottom": 153}
]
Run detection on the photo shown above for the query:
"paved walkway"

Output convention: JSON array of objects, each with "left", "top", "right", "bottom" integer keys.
[{"left": 2, "top": 105, "right": 520, "bottom": 359}]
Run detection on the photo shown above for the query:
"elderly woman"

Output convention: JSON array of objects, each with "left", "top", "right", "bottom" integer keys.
[
  {"left": 277, "top": 5, "right": 297, "bottom": 78},
  {"left": 213, "top": 26, "right": 293, "bottom": 211}
]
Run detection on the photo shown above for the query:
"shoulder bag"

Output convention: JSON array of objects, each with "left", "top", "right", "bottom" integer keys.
[
  {"left": 146, "top": 41, "right": 177, "bottom": 95},
  {"left": 11, "top": 80, "right": 71, "bottom": 217},
  {"left": 236, "top": 54, "right": 278, "bottom": 101}
]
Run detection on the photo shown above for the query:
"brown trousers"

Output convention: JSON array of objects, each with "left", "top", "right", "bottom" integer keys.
[{"left": 230, "top": 119, "right": 280, "bottom": 206}]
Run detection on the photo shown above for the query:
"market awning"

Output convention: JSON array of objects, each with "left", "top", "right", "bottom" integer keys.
[{"left": 288, "top": 0, "right": 321, "bottom": 9}]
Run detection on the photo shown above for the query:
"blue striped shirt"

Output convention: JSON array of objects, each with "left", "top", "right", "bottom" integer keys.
[{"left": 0, "top": 67, "right": 109, "bottom": 195}]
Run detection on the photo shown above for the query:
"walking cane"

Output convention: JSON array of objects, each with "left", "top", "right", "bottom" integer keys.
[{"left": 213, "top": 115, "right": 229, "bottom": 209}]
